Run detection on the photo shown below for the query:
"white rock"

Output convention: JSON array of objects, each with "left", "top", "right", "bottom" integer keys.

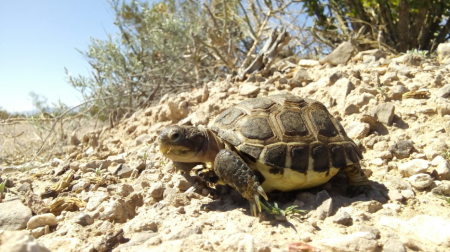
[
  {"left": 437, "top": 42, "right": 450, "bottom": 64},
  {"left": 431, "top": 155, "right": 446, "bottom": 166},
  {"left": 368, "top": 158, "right": 384, "bottom": 166},
  {"left": 345, "top": 122, "right": 370, "bottom": 139},
  {"left": 329, "top": 78, "right": 355, "bottom": 110},
  {"left": 436, "top": 161, "right": 450, "bottom": 180},
  {"left": 377, "top": 215, "right": 450, "bottom": 247},
  {"left": 398, "top": 159, "right": 430, "bottom": 177},
  {"left": 27, "top": 213, "right": 57, "bottom": 230},
  {"left": 239, "top": 84, "right": 260, "bottom": 97},
  {"left": 0, "top": 200, "right": 32, "bottom": 231},
  {"left": 85, "top": 191, "right": 109, "bottom": 211},
  {"left": 400, "top": 189, "right": 415, "bottom": 199},
  {"left": 298, "top": 59, "right": 320, "bottom": 67},
  {"left": 383, "top": 203, "right": 401, "bottom": 213},
  {"left": 0, "top": 230, "right": 51, "bottom": 252},
  {"left": 408, "top": 174, "right": 433, "bottom": 190},
  {"left": 313, "top": 232, "right": 378, "bottom": 252}
]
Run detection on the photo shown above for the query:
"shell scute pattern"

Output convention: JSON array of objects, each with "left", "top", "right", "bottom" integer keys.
[{"left": 211, "top": 95, "right": 361, "bottom": 187}]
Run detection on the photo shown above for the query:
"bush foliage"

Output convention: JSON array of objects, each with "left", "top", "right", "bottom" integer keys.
[{"left": 66, "top": 0, "right": 449, "bottom": 119}]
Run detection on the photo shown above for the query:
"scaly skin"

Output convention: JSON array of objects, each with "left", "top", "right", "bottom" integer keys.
[{"left": 214, "top": 149, "right": 268, "bottom": 216}]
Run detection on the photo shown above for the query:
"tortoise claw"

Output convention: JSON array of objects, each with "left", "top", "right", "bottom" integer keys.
[{"left": 257, "top": 186, "right": 268, "bottom": 201}]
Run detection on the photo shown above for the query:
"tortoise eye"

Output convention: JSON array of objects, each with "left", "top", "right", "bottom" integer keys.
[{"left": 170, "top": 132, "right": 181, "bottom": 142}]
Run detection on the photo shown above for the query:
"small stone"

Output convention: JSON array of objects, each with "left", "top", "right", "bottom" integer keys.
[
  {"left": 149, "top": 181, "right": 165, "bottom": 199},
  {"left": 398, "top": 159, "right": 430, "bottom": 177},
  {"left": 387, "top": 190, "right": 403, "bottom": 202},
  {"left": 329, "top": 78, "right": 355, "bottom": 110},
  {"left": 436, "top": 84, "right": 450, "bottom": 98},
  {"left": 332, "top": 210, "right": 352, "bottom": 226},
  {"left": 389, "top": 140, "right": 414, "bottom": 159},
  {"left": 345, "top": 122, "right": 370, "bottom": 139},
  {"left": 116, "top": 164, "right": 133, "bottom": 178},
  {"left": 313, "top": 232, "right": 378, "bottom": 252},
  {"left": 239, "top": 84, "right": 260, "bottom": 97},
  {"left": 388, "top": 85, "right": 408, "bottom": 100},
  {"left": 400, "top": 189, "right": 415, "bottom": 199},
  {"left": 74, "top": 213, "right": 94, "bottom": 226},
  {"left": 377, "top": 215, "right": 450, "bottom": 247},
  {"left": 319, "top": 42, "right": 355, "bottom": 66},
  {"left": 135, "top": 134, "right": 152, "bottom": 145},
  {"left": 107, "top": 154, "right": 126, "bottom": 164},
  {"left": 298, "top": 59, "right": 319, "bottom": 67},
  {"left": 436, "top": 161, "right": 450, "bottom": 180},
  {"left": 117, "top": 184, "right": 134, "bottom": 197},
  {"left": 314, "top": 190, "right": 332, "bottom": 220},
  {"left": 31, "top": 225, "right": 50, "bottom": 239},
  {"left": 27, "top": 213, "right": 57, "bottom": 230},
  {"left": 0, "top": 230, "right": 51, "bottom": 252},
  {"left": 293, "top": 69, "right": 311, "bottom": 82},
  {"left": 384, "top": 175, "right": 412, "bottom": 190},
  {"left": 371, "top": 103, "right": 395, "bottom": 126},
  {"left": 437, "top": 42, "right": 450, "bottom": 64},
  {"left": 165, "top": 193, "right": 191, "bottom": 207},
  {"left": 17, "top": 182, "right": 32, "bottom": 192},
  {"left": 383, "top": 203, "right": 401, "bottom": 213},
  {"left": 431, "top": 155, "right": 446, "bottom": 166},
  {"left": 86, "top": 191, "right": 109, "bottom": 211},
  {"left": 408, "top": 174, "right": 433, "bottom": 190},
  {"left": 383, "top": 239, "right": 406, "bottom": 252},
  {"left": 173, "top": 174, "right": 194, "bottom": 191},
  {"left": 0, "top": 200, "right": 32, "bottom": 230}
]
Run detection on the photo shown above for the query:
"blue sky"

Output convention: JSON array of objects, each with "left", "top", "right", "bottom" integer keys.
[{"left": 0, "top": 1, "right": 119, "bottom": 112}]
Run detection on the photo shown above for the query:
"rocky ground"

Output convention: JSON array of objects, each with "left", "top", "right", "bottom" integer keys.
[{"left": 2, "top": 42, "right": 450, "bottom": 252}]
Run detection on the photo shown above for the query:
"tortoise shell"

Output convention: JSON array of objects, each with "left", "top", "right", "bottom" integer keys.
[{"left": 210, "top": 94, "right": 363, "bottom": 192}]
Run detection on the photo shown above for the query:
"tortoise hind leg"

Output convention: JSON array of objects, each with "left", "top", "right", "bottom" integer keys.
[
  {"left": 213, "top": 149, "right": 268, "bottom": 216},
  {"left": 341, "top": 163, "right": 371, "bottom": 197}
]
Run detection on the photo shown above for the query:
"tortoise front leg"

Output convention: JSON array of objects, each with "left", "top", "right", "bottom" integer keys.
[
  {"left": 341, "top": 163, "right": 371, "bottom": 197},
  {"left": 213, "top": 149, "right": 268, "bottom": 216}
]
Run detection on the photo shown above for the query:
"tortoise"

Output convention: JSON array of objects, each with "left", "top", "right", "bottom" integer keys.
[{"left": 159, "top": 94, "right": 370, "bottom": 216}]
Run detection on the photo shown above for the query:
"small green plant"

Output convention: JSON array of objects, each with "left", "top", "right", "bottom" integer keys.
[
  {"left": 437, "top": 194, "right": 450, "bottom": 205},
  {"left": 0, "top": 176, "right": 8, "bottom": 203},
  {"left": 142, "top": 152, "right": 148, "bottom": 164},
  {"left": 88, "top": 164, "right": 103, "bottom": 176},
  {"left": 402, "top": 48, "right": 429, "bottom": 57},
  {"left": 260, "top": 201, "right": 307, "bottom": 217},
  {"left": 442, "top": 149, "right": 450, "bottom": 160}
]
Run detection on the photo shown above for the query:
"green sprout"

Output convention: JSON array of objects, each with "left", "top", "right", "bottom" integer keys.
[
  {"left": 402, "top": 48, "right": 429, "bottom": 57},
  {"left": 88, "top": 164, "right": 103, "bottom": 176},
  {"left": 442, "top": 149, "right": 450, "bottom": 160},
  {"left": 437, "top": 194, "right": 450, "bottom": 205},
  {"left": 142, "top": 152, "right": 148, "bottom": 164},
  {"left": 260, "top": 201, "right": 307, "bottom": 217},
  {"left": 0, "top": 176, "right": 8, "bottom": 203}
]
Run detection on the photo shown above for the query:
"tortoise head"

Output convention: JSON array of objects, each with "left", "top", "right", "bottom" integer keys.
[{"left": 158, "top": 125, "right": 209, "bottom": 162}]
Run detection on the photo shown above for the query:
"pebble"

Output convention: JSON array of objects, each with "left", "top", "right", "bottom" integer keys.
[
  {"left": 0, "top": 230, "right": 51, "bottom": 252},
  {"left": 408, "top": 174, "right": 433, "bottom": 190},
  {"left": 398, "top": 159, "right": 430, "bottom": 177},
  {"left": 345, "top": 122, "right": 370, "bottom": 139},
  {"left": 378, "top": 215, "right": 450, "bottom": 247},
  {"left": 149, "top": 181, "right": 165, "bottom": 199},
  {"left": 0, "top": 200, "right": 32, "bottom": 230},
  {"left": 239, "top": 84, "right": 260, "bottom": 97},
  {"left": 383, "top": 239, "right": 406, "bottom": 252},
  {"left": 27, "top": 213, "right": 57, "bottom": 230},
  {"left": 436, "top": 160, "right": 450, "bottom": 180},
  {"left": 332, "top": 210, "right": 352, "bottom": 226},
  {"left": 74, "top": 213, "right": 94, "bottom": 226}
]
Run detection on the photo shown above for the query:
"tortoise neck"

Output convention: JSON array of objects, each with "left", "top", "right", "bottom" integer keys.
[{"left": 201, "top": 128, "right": 225, "bottom": 163}]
